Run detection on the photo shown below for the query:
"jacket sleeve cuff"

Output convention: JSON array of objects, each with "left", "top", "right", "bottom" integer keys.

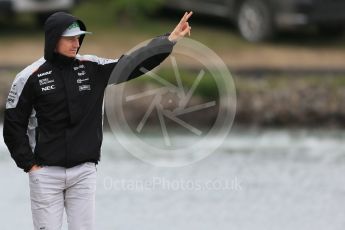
[
  {"left": 163, "top": 32, "right": 177, "bottom": 45},
  {"left": 23, "top": 160, "right": 36, "bottom": 173}
]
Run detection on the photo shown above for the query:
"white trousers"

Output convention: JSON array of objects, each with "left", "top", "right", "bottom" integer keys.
[{"left": 28, "top": 162, "right": 97, "bottom": 230}]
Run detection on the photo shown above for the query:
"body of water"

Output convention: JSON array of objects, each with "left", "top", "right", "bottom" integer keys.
[{"left": 1, "top": 126, "right": 344, "bottom": 230}]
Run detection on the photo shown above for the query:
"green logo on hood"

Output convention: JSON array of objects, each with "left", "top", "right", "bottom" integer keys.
[{"left": 67, "top": 22, "right": 80, "bottom": 30}]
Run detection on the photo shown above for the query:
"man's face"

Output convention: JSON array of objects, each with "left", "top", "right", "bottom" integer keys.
[{"left": 56, "top": 36, "right": 80, "bottom": 58}]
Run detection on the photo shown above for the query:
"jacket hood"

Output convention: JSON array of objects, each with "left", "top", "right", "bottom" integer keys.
[{"left": 44, "top": 12, "right": 88, "bottom": 62}]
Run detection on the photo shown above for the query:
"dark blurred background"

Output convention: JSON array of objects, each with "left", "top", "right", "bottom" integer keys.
[{"left": 1, "top": 0, "right": 345, "bottom": 127}]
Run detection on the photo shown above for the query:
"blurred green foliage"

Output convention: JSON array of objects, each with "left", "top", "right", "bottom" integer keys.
[
  {"left": 130, "top": 68, "right": 220, "bottom": 99},
  {"left": 81, "top": 0, "right": 165, "bottom": 24}
]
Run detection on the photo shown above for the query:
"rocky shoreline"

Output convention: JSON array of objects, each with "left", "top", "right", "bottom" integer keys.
[
  {"left": 103, "top": 75, "right": 345, "bottom": 128},
  {"left": 234, "top": 76, "right": 345, "bottom": 127}
]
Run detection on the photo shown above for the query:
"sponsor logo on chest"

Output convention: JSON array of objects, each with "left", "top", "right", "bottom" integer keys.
[
  {"left": 77, "top": 77, "right": 89, "bottom": 84},
  {"left": 73, "top": 64, "right": 85, "bottom": 71},
  {"left": 39, "top": 78, "right": 55, "bottom": 86},
  {"left": 41, "top": 85, "right": 56, "bottom": 92},
  {"left": 79, "top": 84, "right": 91, "bottom": 91},
  {"left": 37, "top": 70, "right": 52, "bottom": 78},
  {"left": 77, "top": 70, "right": 86, "bottom": 76}
]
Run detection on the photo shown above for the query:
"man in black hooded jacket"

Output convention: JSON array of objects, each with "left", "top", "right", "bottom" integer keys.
[{"left": 3, "top": 11, "right": 192, "bottom": 230}]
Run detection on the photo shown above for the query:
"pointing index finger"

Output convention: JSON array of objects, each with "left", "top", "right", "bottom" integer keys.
[
  {"left": 185, "top": 11, "right": 193, "bottom": 22},
  {"left": 179, "top": 11, "right": 193, "bottom": 24}
]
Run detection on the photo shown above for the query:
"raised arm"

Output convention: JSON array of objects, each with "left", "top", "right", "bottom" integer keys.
[{"left": 107, "top": 11, "right": 193, "bottom": 85}]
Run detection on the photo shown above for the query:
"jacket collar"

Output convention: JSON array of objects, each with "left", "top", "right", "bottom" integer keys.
[{"left": 51, "top": 52, "right": 75, "bottom": 68}]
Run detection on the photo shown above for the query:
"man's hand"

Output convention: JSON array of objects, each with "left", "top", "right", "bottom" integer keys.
[
  {"left": 29, "top": 165, "right": 42, "bottom": 173},
  {"left": 168, "top": 11, "right": 193, "bottom": 42}
]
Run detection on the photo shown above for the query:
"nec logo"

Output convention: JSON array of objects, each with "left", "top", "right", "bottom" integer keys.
[
  {"left": 38, "top": 70, "right": 52, "bottom": 78},
  {"left": 41, "top": 85, "right": 55, "bottom": 92}
]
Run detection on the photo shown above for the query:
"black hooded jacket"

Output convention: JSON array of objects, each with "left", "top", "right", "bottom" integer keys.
[{"left": 3, "top": 12, "right": 175, "bottom": 172}]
